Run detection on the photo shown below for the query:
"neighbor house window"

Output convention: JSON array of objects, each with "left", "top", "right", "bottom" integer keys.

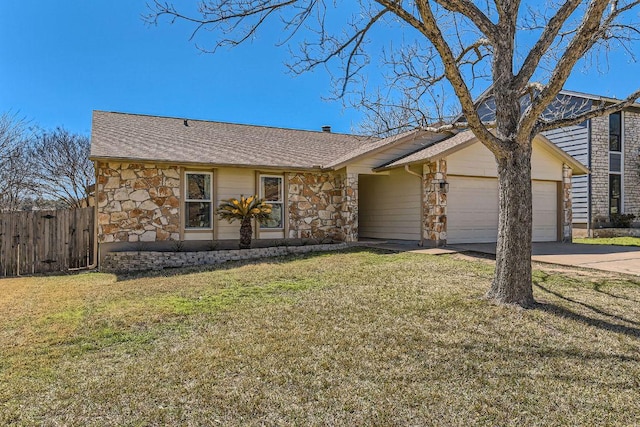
[
  {"left": 185, "top": 172, "right": 213, "bottom": 229},
  {"left": 260, "top": 175, "right": 283, "bottom": 229},
  {"left": 609, "top": 175, "right": 622, "bottom": 215},
  {"left": 609, "top": 112, "right": 622, "bottom": 152},
  {"left": 608, "top": 112, "right": 623, "bottom": 216}
]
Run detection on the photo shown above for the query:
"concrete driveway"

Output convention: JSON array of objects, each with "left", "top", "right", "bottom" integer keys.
[{"left": 449, "top": 242, "right": 640, "bottom": 276}]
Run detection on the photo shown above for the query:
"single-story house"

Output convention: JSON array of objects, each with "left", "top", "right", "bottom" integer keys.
[{"left": 89, "top": 111, "right": 588, "bottom": 261}]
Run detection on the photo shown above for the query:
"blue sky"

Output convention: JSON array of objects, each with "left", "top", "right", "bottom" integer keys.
[{"left": 1, "top": 1, "right": 639, "bottom": 136}]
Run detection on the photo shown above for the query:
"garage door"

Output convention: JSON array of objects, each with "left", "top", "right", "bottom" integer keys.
[
  {"left": 446, "top": 176, "right": 557, "bottom": 244},
  {"left": 532, "top": 181, "right": 558, "bottom": 242}
]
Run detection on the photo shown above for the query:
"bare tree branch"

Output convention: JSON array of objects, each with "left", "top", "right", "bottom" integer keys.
[
  {"left": 521, "top": 0, "right": 630, "bottom": 135},
  {"left": 535, "top": 89, "right": 640, "bottom": 132}
]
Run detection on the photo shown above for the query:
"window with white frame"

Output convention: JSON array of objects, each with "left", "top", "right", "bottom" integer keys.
[
  {"left": 260, "top": 175, "right": 284, "bottom": 229},
  {"left": 185, "top": 172, "right": 213, "bottom": 229}
]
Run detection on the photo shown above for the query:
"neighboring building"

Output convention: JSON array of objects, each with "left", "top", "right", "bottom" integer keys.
[
  {"left": 542, "top": 91, "right": 640, "bottom": 233},
  {"left": 89, "top": 111, "right": 586, "bottom": 263},
  {"left": 473, "top": 89, "right": 640, "bottom": 234}
]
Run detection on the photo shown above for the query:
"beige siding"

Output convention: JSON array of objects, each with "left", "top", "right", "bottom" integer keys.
[
  {"left": 446, "top": 142, "right": 497, "bottom": 178},
  {"left": 447, "top": 138, "right": 563, "bottom": 180},
  {"left": 359, "top": 169, "right": 421, "bottom": 240},
  {"left": 259, "top": 230, "right": 285, "bottom": 240},
  {"left": 531, "top": 141, "right": 563, "bottom": 181},
  {"left": 215, "top": 167, "right": 256, "bottom": 240},
  {"left": 347, "top": 134, "right": 445, "bottom": 175}
]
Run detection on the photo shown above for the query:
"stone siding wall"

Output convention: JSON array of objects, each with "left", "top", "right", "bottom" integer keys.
[
  {"left": 562, "top": 164, "right": 573, "bottom": 242},
  {"left": 590, "top": 112, "right": 640, "bottom": 223},
  {"left": 97, "top": 162, "right": 181, "bottom": 243},
  {"left": 101, "top": 243, "right": 348, "bottom": 273},
  {"left": 340, "top": 173, "right": 359, "bottom": 242},
  {"left": 287, "top": 171, "right": 357, "bottom": 242},
  {"left": 590, "top": 115, "right": 610, "bottom": 223},
  {"left": 422, "top": 160, "right": 447, "bottom": 246},
  {"left": 624, "top": 111, "right": 640, "bottom": 217}
]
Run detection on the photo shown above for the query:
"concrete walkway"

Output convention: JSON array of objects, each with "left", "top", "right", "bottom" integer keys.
[{"left": 449, "top": 242, "right": 640, "bottom": 276}]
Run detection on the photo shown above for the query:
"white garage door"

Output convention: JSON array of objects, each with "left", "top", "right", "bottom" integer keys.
[
  {"left": 532, "top": 181, "right": 559, "bottom": 242},
  {"left": 447, "top": 176, "right": 558, "bottom": 244}
]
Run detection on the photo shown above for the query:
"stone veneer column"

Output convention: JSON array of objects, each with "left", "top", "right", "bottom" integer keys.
[
  {"left": 589, "top": 115, "right": 610, "bottom": 223},
  {"left": 340, "top": 172, "right": 358, "bottom": 242},
  {"left": 97, "top": 162, "right": 181, "bottom": 243},
  {"left": 562, "top": 164, "right": 573, "bottom": 242},
  {"left": 623, "top": 111, "right": 640, "bottom": 217},
  {"left": 287, "top": 172, "right": 346, "bottom": 241},
  {"left": 422, "top": 160, "right": 447, "bottom": 246}
]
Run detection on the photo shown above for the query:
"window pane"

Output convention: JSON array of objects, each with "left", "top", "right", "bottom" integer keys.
[
  {"left": 609, "top": 152, "right": 622, "bottom": 172},
  {"left": 609, "top": 112, "right": 621, "bottom": 152},
  {"left": 609, "top": 135, "right": 621, "bottom": 152},
  {"left": 262, "top": 203, "right": 283, "bottom": 229},
  {"left": 609, "top": 175, "right": 621, "bottom": 215},
  {"left": 186, "top": 202, "right": 211, "bottom": 228},
  {"left": 262, "top": 177, "right": 282, "bottom": 202},
  {"left": 187, "top": 174, "right": 211, "bottom": 200}
]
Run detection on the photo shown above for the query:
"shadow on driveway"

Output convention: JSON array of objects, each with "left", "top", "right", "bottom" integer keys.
[{"left": 448, "top": 242, "right": 640, "bottom": 276}]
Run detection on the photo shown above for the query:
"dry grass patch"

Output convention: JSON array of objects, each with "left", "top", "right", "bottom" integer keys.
[{"left": 1, "top": 249, "right": 639, "bottom": 426}]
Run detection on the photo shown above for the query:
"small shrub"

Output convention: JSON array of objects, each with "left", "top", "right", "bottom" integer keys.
[{"left": 610, "top": 213, "right": 636, "bottom": 228}]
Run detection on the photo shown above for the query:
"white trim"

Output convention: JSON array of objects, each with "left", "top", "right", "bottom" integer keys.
[
  {"left": 184, "top": 171, "right": 214, "bottom": 230},
  {"left": 259, "top": 174, "right": 284, "bottom": 230}
]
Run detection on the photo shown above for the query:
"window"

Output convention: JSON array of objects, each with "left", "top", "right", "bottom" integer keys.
[
  {"left": 610, "top": 175, "right": 622, "bottom": 215},
  {"left": 609, "top": 112, "right": 622, "bottom": 152},
  {"left": 260, "top": 175, "right": 283, "bottom": 229},
  {"left": 185, "top": 172, "right": 213, "bottom": 229},
  {"left": 608, "top": 112, "right": 623, "bottom": 216}
]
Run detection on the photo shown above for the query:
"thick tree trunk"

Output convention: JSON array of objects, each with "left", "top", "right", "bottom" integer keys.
[
  {"left": 239, "top": 217, "right": 252, "bottom": 249},
  {"left": 487, "top": 143, "right": 535, "bottom": 307}
]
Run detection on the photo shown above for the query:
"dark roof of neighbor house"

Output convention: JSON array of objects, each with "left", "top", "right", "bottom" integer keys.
[
  {"left": 90, "top": 111, "right": 380, "bottom": 170},
  {"left": 376, "top": 129, "right": 589, "bottom": 175}
]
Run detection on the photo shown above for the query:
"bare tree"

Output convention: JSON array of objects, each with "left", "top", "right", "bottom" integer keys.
[
  {"left": 0, "top": 113, "right": 33, "bottom": 212},
  {"left": 30, "top": 128, "right": 94, "bottom": 209},
  {"left": 146, "top": 0, "right": 640, "bottom": 307}
]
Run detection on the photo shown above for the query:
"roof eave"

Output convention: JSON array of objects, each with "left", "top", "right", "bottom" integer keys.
[
  {"left": 325, "top": 129, "right": 427, "bottom": 170},
  {"left": 89, "top": 156, "right": 325, "bottom": 172}
]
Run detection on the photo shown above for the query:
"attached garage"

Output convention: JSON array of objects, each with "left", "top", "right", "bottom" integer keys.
[
  {"left": 369, "top": 130, "right": 588, "bottom": 246},
  {"left": 447, "top": 176, "right": 558, "bottom": 244},
  {"left": 358, "top": 170, "right": 421, "bottom": 241}
]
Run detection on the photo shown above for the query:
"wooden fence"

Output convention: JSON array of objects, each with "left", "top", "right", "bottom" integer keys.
[{"left": 0, "top": 207, "right": 95, "bottom": 277}]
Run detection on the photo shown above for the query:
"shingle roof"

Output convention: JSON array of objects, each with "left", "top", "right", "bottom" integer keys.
[
  {"left": 376, "top": 131, "right": 476, "bottom": 170},
  {"left": 90, "top": 111, "right": 379, "bottom": 169},
  {"left": 376, "top": 129, "right": 589, "bottom": 175},
  {"left": 325, "top": 128, "right": 423, "bottom": 169}
]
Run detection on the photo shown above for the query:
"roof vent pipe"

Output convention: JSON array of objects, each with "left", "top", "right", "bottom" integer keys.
[
  {"left": 321, "top": 125, "right": 331, "bottom": 133},
  {"left": 184, "top": 119, "right": 189, "bottom": 126}
]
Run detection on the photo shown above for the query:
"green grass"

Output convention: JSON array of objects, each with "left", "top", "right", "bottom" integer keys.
[
  {"left": 1, "top": 249, "right": 640, "bottom": 426},
  {"left": 574, "top": 236, "right": 640, "bottom": 247}
]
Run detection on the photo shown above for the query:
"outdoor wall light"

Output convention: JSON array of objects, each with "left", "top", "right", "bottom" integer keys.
[{"left": 438, "top": 180, "right": 449, "bottom": 193}]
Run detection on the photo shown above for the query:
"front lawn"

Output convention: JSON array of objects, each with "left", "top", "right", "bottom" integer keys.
[
  {"left": 1, "top": 249, "right": 639, "bottom": 425},
  {"left": 574, "top": 236, "right": 640, "bottom": 247}
]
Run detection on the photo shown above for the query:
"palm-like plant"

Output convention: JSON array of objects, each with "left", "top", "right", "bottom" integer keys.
[{"left": 217, "top": 195, "right": 272, "bottom": 249}]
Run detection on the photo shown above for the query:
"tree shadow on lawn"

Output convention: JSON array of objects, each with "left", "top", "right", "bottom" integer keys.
[
  {"left": 533, "top": 281, "right": 640, "bottom": 339},
  {"left": 111, "top": 247, "right": 395, "bottom": 283}
]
